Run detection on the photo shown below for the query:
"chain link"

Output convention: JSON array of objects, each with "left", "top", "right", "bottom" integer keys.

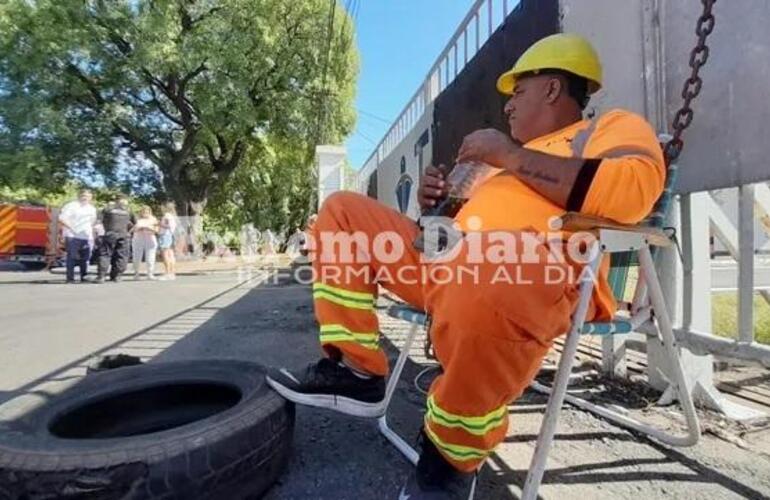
[{"left": 664, "top": 0, "right": 717, "bottom": 163}]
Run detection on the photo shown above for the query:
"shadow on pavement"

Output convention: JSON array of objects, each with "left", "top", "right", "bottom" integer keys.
[
  {"left": 2, "top": 267, "right": 768, "bottom": 499},
  {"left": 481, "top": 426, "right": 770, "bottom": 500},
  {"left": 0, "top": 274, "right": 262, "bottom": 406}
]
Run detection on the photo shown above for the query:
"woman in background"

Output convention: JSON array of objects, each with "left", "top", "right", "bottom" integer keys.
[
  {"left": 132, "top": 205, "right": 159, "bottom": 280},
  {"left": 159, "top": 202, "right": 178, "bottom": 280}
]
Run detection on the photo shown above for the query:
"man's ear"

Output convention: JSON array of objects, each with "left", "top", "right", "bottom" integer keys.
[{"left": 544, "top": 77, "right": 563, "bottom": 105}]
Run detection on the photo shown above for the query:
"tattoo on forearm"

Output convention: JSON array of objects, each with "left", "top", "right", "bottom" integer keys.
[{"left": 517, "top": 165, "right": 560, "bottom": 185}]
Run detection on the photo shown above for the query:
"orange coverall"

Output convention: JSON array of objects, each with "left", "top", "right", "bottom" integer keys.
[{"left": 309, "top": 109, "right": 665, "bottom": 471}]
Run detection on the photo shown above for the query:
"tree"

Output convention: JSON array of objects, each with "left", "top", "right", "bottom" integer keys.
[
  {"left": 205, "top": 133, "right": 317, "bottom": 235},
  {"left": 0, "top": 0, "right": 357, "bottom": 216}
]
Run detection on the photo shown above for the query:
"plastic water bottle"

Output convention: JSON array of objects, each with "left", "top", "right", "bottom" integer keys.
[{"left": 414, "top": 161, "right": 497, "bottom": 252}]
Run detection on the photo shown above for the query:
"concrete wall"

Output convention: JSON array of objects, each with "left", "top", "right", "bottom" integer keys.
[
  {"left": 375, "top": 103, "right": 434, "bottom": 220},
  {"left": 356, "top": 154, "right": 378, "bottom": 195},
  {"left": 663, "top": 0, "right": 770, "bottom": 193},
  {"left": 562, "top": 0, "right": 770, "bottom": 193},
  {"left": 560, "top": 0, "right": 653, "bottom": 121}
]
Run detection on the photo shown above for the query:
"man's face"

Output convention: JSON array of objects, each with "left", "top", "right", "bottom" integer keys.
[
  {"left": 117, "top": 198, "right": 128, "bottom": 209},
  {"left": 503, "top": 74, "right": 551, "bottom": 144},
  {"left": 79, "top": 192, "right": 92, "bottom": 204}
]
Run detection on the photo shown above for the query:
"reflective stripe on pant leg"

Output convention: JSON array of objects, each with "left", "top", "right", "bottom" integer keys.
[
  {"left": 424, "top": 398, "right": 509, "bottom": 470},
  {"left": 423, "top": 421, "right": 491, "bottom": 465},
  {"left": 310, "top": 192, "right": 426, "bottom": 376},
  {"left": 312, "top": 282, "right": 375, "bottom": 310},
  {"left": 421, "top": 235, "right": 574, "bottom": 472},
  {"left": 312, "top": 282, "right": 387, "bottom": 375},
  {"left": 426, "top": 395, "right": 507, "bottom": 436},
  {"left": 319, "top": 324, "right": 379, "bottom": 350}
]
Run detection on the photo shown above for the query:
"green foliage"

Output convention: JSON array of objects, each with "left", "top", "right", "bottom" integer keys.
[
  {"left": 0, "top": 184, "right": 80, "bottom": 207},
  {"left": 0, "top": 0, "right": 358, "bottom": 224},
  {"left": 0, "top": 184, "right": 145, "bottom": 213},
  {"left": 712, "top": 293, "right": 770, "bottom": 345},
  {"left": 205, "top": 134, "right": 316, "bottom": 234}
]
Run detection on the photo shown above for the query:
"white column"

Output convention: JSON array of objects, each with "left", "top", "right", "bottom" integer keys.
[{"left": 316, "top": 145, "right": 347, "bottom": 210}]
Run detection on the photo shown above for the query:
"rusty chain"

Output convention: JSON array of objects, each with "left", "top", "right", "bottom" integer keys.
[{"left": 664, "top": 0, "right": 717, "bottom": 163}]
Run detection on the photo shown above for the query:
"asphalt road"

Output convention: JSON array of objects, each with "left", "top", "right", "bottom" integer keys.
[
  {"left": 0, "top": 265, "right": 255, "bottom": 400},
  {"left": 1, "top": 264, "right": 769, "bottom": 499},
  {"left": 711, "top": 263, "right": 770, "bottom": 291},
  {"left": 0, "top": 264, "right": 413, "bottom": 499}
]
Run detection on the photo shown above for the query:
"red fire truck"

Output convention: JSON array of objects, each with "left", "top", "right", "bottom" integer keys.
[{"left": 0, "top": 203, "right": 62, "bottom": 268}]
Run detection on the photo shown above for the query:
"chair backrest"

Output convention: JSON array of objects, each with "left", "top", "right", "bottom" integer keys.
[
  {"left": 607, "top": 149, "right": 678, "bottom": 301},
  {"left": 643, "top": 162, "right": 679, "bottom": 230}
]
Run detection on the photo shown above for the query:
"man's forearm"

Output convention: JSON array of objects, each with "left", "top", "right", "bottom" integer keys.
[{"left": 500, "top": 148, "right": 598, "bottom": 210}]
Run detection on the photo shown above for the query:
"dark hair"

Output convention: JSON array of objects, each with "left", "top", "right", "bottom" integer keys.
[{"left": 522, "top": 69, "right": 590, "bottom": 110}]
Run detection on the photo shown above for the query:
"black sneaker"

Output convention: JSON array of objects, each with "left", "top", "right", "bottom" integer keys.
[
  {"left": 266, "top": 358, "right": 385, "bottom": 417},
  {"left": 398, "top": 431, "right": 477, "bottom": 499}
]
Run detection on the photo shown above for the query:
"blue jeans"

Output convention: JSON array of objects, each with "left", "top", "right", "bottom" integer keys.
[{"left": 65, "top": 237, "right": 91, "bottom": 281}]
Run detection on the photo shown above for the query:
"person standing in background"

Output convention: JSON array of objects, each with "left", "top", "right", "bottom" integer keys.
[
  {"left": 158, "top": 202, "right": 178, "bottom": 280},
  {"left": 58, "top": 189, "right": 97, "bottom": 284},
  {"left": 132, "top": 205, "right": 159, "bottom": 280},
  {"left": 96, "top": 195, "right": 135, "bottom": 283}
]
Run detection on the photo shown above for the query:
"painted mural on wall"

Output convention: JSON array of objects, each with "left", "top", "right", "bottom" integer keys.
[{"left": 395, "top": 156, "right": 413, "bottom": 214}]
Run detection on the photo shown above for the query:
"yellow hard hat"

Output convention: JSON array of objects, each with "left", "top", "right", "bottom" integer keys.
[{"left": 497, "top": 33, "right": 603, "bottom": 95}]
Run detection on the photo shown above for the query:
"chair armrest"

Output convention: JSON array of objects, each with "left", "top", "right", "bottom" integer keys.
[{"left": 560, "top": 212, "right": 671, "bottom": 247}]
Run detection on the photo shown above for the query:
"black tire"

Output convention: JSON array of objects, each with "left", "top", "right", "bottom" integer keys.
[{"left": 0, "top": 360, "right": 295, "bottom": 500}]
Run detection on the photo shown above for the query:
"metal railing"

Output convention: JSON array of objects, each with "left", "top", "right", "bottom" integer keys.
[
  {"left": 358, "top": 0, "right": 517, "bottom": 179},
  {"left": 676, "top": 183, "right": 770, "bottom": 367}
]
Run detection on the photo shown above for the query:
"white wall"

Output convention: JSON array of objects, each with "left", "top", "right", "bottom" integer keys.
[
  {"left": 375, "top": 103, "right": 434, "bottom": 221},
  {"left": 316, "top": 145, "right": 346, "bottom": 209}
]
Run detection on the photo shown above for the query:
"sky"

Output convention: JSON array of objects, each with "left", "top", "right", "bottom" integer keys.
[{"left": 343, "top": 0, "right": 476, "bottom": 170}]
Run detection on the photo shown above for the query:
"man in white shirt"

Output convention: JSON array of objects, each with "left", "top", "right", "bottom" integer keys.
[{"left": 58, "top": 189, "right": 97, "bottom": 283}]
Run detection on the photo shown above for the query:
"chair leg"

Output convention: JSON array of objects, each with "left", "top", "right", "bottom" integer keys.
[
  {"left": 528, "top": 247, "right": 699, "bottom": 471},
  {"left": 377, "top": 322, "right": 421, "bottom": 465},
  {"left": 522, "top": 246, "right": 602, "bottom": 500},
  {"left": 638, "top": 246, "right": 700, "bottom": 446},
  {"left": 378, "top": 415, "right": 420, "bottom": 465}
]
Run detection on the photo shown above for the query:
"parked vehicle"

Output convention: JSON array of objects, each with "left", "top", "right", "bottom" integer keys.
[{"left": 0, "top": 202, "right": 62, "bottom": 269}]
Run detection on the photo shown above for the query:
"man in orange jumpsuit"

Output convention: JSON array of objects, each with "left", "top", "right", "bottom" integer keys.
[{"left": 267, "top": 34, "right": 665, "bottom": 499}]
